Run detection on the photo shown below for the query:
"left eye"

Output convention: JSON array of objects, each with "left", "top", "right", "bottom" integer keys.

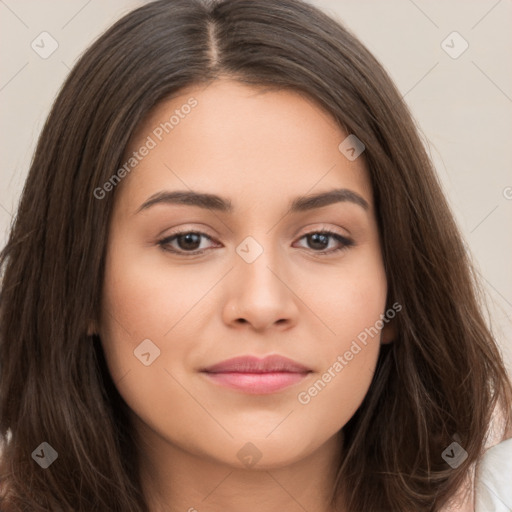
[
  {"left": 295, "top": 231, "right": 354, "bottom": 253},
  {"left": 158, "top": 230, "right": 354, "bottom": 256}
]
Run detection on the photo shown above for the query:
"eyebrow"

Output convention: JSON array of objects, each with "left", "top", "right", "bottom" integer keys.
[{"left": 135, "top": 187, "right": 369, "bottom": 215}]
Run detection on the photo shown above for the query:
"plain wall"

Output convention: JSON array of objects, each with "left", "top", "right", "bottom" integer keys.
[{"left": 1, "top": 0, "right": 511, "bottom": 372}]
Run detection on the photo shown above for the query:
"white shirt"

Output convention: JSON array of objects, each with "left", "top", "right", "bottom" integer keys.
[
  {"left": 475, "top": 437, "right": 512, "bottom": 511},
  {"left": 441, "top": 403, "right": 511, "bottom": 512}
]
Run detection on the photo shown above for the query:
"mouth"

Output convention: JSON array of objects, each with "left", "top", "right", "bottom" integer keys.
[{"left": 200, "top": 354, "right": 312, "bottom": 394}]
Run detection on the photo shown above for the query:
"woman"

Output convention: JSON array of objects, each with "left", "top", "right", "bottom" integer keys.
[{"left": 1, "top": 0, "right": 511, "bottom": 510}]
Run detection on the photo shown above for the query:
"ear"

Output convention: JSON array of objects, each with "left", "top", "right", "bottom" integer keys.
[{"left": 381, "top": 318, "right": 397, "bottom": 345}]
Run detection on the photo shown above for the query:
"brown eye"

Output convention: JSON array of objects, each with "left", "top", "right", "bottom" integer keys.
[
  {"left": 158, "top": 231, "right": 217, "bottom": 255},
  {"left": 295, "top": 230, "right": 354, "bottom": 254},
  {"left": 173, "top": 233, "right": 202, "bottom": 251}
]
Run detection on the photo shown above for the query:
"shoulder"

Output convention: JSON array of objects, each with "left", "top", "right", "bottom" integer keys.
[
  {"left": 474, "top": 437, "right": 512, "bottom": 512},
  {"left": 473, "top": 401, "right": 512, "bottom": 511},
  {"left": 439, "top": 404, "right": 512, "bottom": 512}
]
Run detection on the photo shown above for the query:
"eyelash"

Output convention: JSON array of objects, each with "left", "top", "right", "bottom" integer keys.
[{"left": 157, "top": 228, "right": 355, "bottom": 257}]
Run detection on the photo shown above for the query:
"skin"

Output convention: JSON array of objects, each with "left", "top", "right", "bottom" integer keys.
[{"left": 95, "top": 78, "right": 394, "bottom": 512}]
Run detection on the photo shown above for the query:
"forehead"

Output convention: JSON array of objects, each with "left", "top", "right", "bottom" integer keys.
[{"left": 114, "top": 78, "right": 372, "bottom": 216}]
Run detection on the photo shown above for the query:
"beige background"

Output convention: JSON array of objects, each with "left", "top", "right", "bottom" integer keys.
[{"left": 1, "top": 0, "right": 511, "bottom": 372}]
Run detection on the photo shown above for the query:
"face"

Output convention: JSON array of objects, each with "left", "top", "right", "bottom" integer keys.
[{"left": 96, "top": 78, "right": 391, "bottom": 470}]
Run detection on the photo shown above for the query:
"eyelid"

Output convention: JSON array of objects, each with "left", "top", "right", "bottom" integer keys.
[{"left": 295, "top": 223, "right": 349, "bottom": 239}]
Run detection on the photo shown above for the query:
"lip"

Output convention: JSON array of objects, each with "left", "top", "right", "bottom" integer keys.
[{"left": 200, "top": 355, "right": 312, "bottom": 394}]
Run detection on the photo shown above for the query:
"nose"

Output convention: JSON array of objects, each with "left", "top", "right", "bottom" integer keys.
[{"left": 222, "top": 242, "right": 299, "bottom": 332}]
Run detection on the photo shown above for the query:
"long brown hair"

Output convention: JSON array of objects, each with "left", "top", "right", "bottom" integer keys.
[{"left": 1, "top": 0, "right": 511, "bottom": 510}]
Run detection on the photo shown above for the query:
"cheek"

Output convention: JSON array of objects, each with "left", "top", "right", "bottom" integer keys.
[
  {"left": 97, "top": 245, "right": 205, "bottom": 445},
  {"left": 295, "top": 252, "right": 387, "bottom": 422},
  {"left": 97, "top": 237, "right": 188, "bottom": 382},
  {"left": 293, "top": 348, "right": 379, "bottom": 449},
  {"left": 99, "top": 234, "right": 210, "bottom": 348},
  {"left": 299, "top": 246, "right": 388, "bottom": 345},
  {"left": 97, "top": 234, "right": 223, "bottom": 412},
  {"left": 293, "top": 280, "right": 386, "bottom": 437}
]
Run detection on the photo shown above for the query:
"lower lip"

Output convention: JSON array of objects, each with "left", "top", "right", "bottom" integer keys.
[{"left": 201, "top": 371, "right": 310, "bottom": 394}]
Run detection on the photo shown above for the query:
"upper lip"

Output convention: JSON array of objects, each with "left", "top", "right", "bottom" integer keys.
[{"left": 201, "top": 355, "right": 312, "bottom": 374}]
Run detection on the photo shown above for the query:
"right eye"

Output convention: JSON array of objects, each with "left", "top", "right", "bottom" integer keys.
[{"left": 157, "top": 230, "right": 220, "bottom": 255}]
